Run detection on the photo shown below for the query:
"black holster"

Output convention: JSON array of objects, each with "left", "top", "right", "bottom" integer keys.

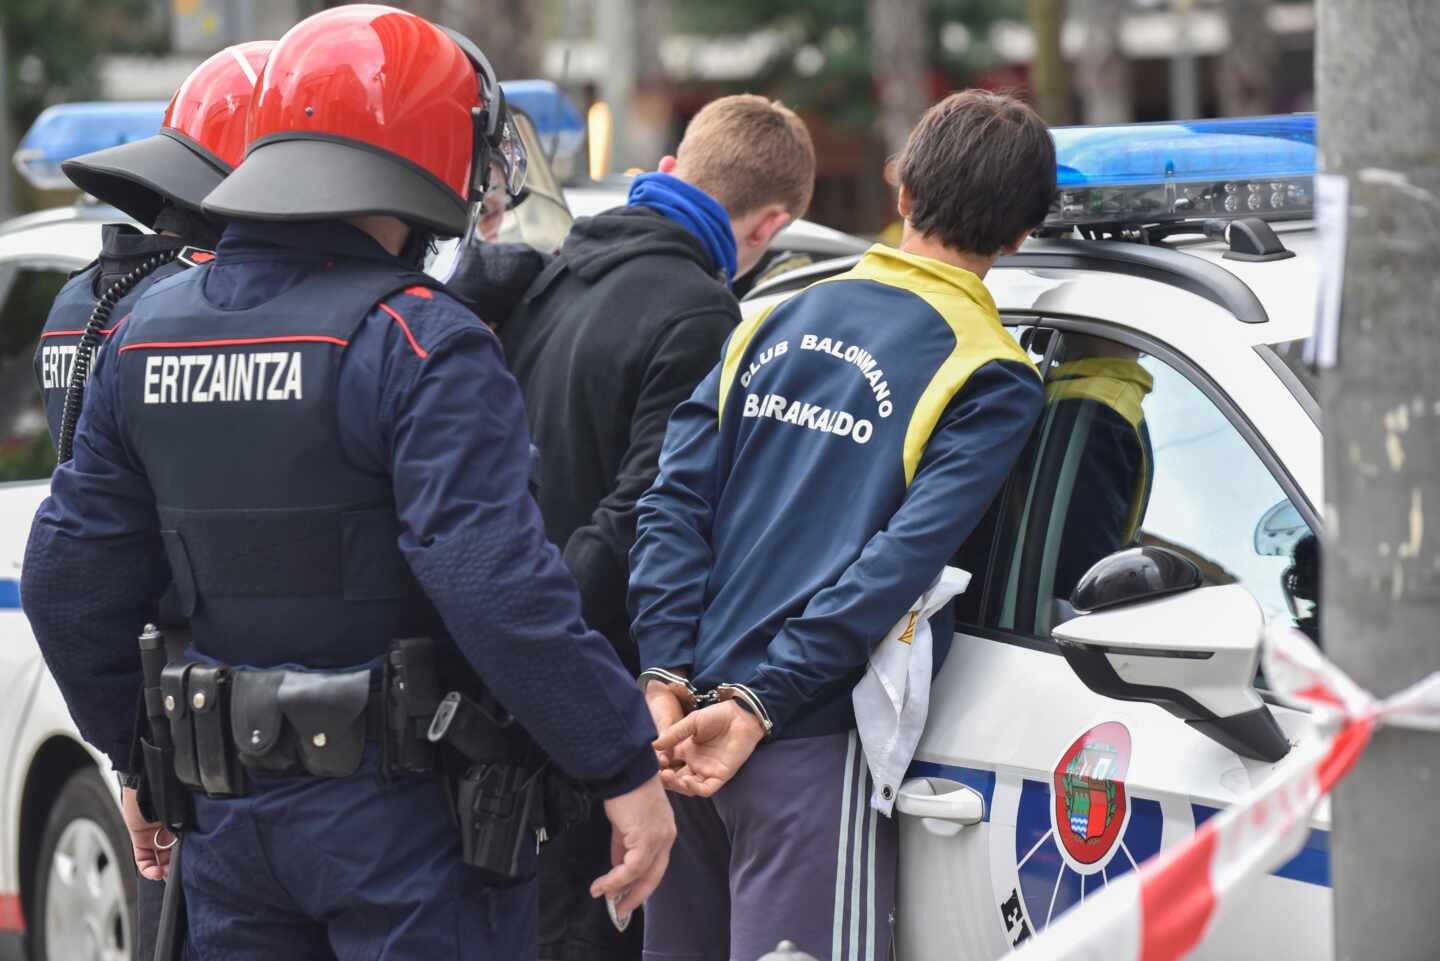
[
  {"left": 136, "top": 733, "right": 192, "bottom": 831},
  {"left": 428, "top": 689, "right": 591, "bottom": 884},
  {"left": 453, "top": 762, "right": 544, "bottom": 885},
  {"left": 137, "top": 626, "right": 192, "bottom": 830}
]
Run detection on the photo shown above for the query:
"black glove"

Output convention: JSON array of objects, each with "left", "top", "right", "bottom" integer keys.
[{"left": 443, "top": 239, "right": 552, "bottom": 328}]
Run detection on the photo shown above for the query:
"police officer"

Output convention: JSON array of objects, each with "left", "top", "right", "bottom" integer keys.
[
  {"left": 35, "top": 41, "right": 274, "bottom": 457},
  {"left": 21, "top": 6, "right": 672, "bottom": 960},
  {"left": 27, "top": 40, "right": 272, "bottom": 961}
]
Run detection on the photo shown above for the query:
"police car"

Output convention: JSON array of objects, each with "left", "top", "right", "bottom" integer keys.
[
  {"left": 0, "top": 96, "right": 576, "bottom": 961},
  {"left": 742, "top": 116, "right": 1327, "bottom": 961}
]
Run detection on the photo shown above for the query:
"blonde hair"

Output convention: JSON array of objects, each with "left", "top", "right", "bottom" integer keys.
[{"left": 674, "top": 95, "right": 816, "bottom": 219}]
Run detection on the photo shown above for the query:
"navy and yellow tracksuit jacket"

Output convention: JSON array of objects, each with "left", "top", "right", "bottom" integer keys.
[{"left": 630, "top": 244, "right": 1045, "bottom": 738}]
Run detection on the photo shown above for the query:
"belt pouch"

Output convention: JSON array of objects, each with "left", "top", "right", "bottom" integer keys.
[
  {"left": 384, "top": 638, "right": 439, "bottom": 775},
  {"left": 187, "top": 665, "right": 244, "bottom": 798},
  {"left": 160, "top": 663, "right": 200, "bottom": 789},
  {"left": 230, "top": 671, "right": 301, "bottom": 775},
  {"left": 277, "top": 669, "right": 371, "bottom": 778}
]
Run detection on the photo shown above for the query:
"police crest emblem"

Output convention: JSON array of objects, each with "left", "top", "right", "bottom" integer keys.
[
  {"left": 1052, "top": 720, "right": 1131, "bottom": 869},
  {"left": 986, "top": 719, "right": 1162, "bottom": 949}
]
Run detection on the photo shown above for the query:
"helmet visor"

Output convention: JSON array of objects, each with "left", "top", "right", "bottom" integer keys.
[
  {"left": 483, "top": 115, "right": 529, "bottom": 199},
  {"left": 467, "top": 181, "right": 515, "bottom": 245}
]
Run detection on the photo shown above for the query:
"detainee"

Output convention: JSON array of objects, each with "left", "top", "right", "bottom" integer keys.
[
  {"left": 629, "top": 90, "right": 1056, "bottom": 960},
  {"left": 496, "top": 95, "right": 814, "bottom": 961}
]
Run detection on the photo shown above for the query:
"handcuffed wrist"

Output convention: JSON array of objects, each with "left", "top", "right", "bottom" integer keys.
[
  {"left": 641, "top": 672, "right": 775, "bottom": 738},
  {"left": 639, "top": 668, "right": 702, "bottom": 713},
  {"left": 711, "top": 683, "right": 774, "bottom": 739}
]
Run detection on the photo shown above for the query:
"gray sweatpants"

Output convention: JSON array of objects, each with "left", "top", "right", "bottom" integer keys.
[{"left": 643, "top": 731, "right": 897, "bottom": 961}]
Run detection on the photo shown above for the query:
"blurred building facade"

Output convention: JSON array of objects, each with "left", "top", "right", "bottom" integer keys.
[{"left": 71, "top": 0, "right": 1317, "bottom": 236}]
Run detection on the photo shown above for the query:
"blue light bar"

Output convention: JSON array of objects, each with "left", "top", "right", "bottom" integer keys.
[
  {"left": 500, "top": 80, "right": 585, "bottom": 160},
  {"left": 1048, "top": 114, "right": 1316, "bottom": 227},
  {"left": 14, "top": 101, "right": 166, "bottom": 190}
]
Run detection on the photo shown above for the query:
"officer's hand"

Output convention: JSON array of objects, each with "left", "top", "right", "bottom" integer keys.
[
  {"left": 643, "top": 684, "right": 687, "bottom": 769},
  {"left": 121, "top": 786, "right": 172, "bottom": 881},
  {"left": 654, "top": 701, "right": 765, "bottom": 798},
  {"left": 592, "top": 774, "right": 676, "bottom": 919}
]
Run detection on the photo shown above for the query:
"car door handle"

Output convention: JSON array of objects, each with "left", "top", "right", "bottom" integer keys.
[{"left": 895, "top": 777, "right": 984, "bottom": 825}]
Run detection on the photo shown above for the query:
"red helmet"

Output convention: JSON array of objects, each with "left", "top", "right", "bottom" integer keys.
[
  {"left": 204, "top": 5, "right": 523, "bottom": 238},
  {"left": 62, "top": 41, "right": 275, "bottom": 228}
]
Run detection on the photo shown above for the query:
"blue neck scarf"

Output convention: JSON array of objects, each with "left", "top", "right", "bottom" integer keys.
[{"left": 627, "top": 172, "right": 738, "bottom": 282}]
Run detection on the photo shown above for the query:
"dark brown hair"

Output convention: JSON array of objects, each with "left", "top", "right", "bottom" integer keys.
[
  {"left": 897, "top": 90, "right": 1056, "bottom": 256},
  {"left": 676, "top": 95, "right": 817, "bottom": 219}
]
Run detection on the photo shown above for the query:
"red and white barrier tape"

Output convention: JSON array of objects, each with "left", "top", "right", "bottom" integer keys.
[{"left": 1009, "top": 626, "right": 1440, "bottom": 961}]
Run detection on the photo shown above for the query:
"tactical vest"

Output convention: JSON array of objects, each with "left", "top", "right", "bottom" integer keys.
[
  {"left": 117, "top": 260, "right": 443, "bottom": 669},
  {"left": 35, "top": 258, "right": 190, "bottom": 445}
]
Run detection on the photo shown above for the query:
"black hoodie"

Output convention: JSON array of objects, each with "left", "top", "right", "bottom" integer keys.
[{"left": 499, "top": 206, "right": 739, "bottom": 667}]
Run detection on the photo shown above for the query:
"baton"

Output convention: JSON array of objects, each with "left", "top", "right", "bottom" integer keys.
[
  {"left": 153, "top": 838, "right": 185, "bottom": 961},
  {"left": 140, "top": 623, "right": 188, "bottom": 960},
  {"left": 138, "top": 625, "right": 172, "bottom": 770}
]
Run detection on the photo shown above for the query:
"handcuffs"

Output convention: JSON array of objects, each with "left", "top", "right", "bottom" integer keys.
[{"left": 638, "top": 668, "right": 774, "bottom": 738}]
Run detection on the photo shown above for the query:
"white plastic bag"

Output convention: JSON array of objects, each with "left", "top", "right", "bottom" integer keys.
[{"left": 852, "top": 566, "right": 970, "bottom": 815}]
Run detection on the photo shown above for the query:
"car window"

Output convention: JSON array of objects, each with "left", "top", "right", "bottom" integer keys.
[
  {"left": 1265, "top": 336, "right": 1319, "bottom": 407},
  {"left": 966, "top": 329, "right": 1320, "bottom": 646},
  {"left": 0, "top": 263, "right": 65, "bottom": 481}
]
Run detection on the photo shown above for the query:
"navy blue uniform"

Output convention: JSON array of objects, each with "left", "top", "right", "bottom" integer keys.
[
  {"left": 31, "top": 222, "right": 189, "bottom": 961},
  {"left": 22, "top": 221, "right": 657, "bottom": 960},
  {"left": 33, "top": 225, "right": 189, "bottom": 446}
]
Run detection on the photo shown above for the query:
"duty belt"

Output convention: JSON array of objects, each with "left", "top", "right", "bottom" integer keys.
[
  {"left": 158, "top": 640, "right": 523, "bottom": 797},
  {"left": 149, "top": 632, "right": 589, "bottom": 885}
]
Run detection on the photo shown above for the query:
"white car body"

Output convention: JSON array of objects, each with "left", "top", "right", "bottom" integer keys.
[
  {"left": 742, "top": 223, "right": 1327, "bottom": 960},
  {"left": 0, "top": 203, "right": 122, "bottom": 960}
]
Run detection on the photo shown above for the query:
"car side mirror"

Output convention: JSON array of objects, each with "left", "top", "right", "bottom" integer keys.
[
  {"left": 1053, "top": 549, "right": 1291, "bottom": 762},
  {"left": 1070, "top": 545, "right": 1202, "bottom": 612}
]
